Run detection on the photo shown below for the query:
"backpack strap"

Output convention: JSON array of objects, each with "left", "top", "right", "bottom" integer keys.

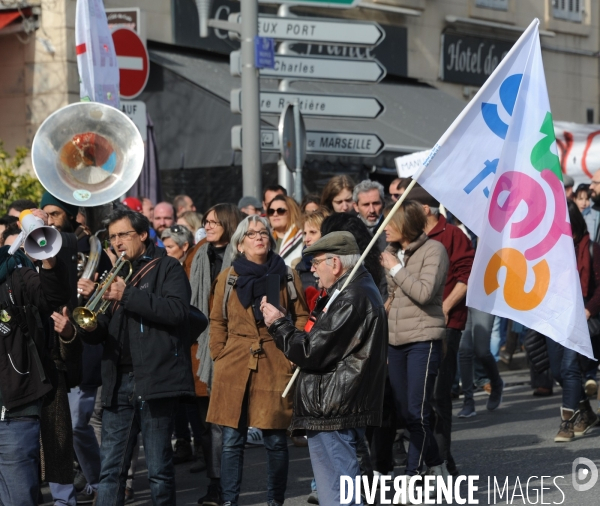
[
  {"left": 286, "top": 266, "right": 297, "bottom": 302},
  {"left": 222, "top": 268, "right": 237, "bottom": 322}
]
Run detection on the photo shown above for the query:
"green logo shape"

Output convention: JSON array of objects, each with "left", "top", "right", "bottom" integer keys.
[{"left": 530, "top": 112, "right": 562, "bottom": 181}]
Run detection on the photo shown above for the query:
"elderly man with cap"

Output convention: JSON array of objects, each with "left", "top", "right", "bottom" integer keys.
[{"left": 261, "top": 232, "right": 387, "bottom": 505}]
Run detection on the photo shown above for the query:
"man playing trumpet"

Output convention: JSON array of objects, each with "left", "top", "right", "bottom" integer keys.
[{"left": 77, "top": 208, "right": 195, "bottom": 506}]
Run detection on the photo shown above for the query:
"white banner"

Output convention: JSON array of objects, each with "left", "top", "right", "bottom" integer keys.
[
  {"left": 75, "top": 0, "right": 120, "bottom": 108},
  {"left": 394, "top": 150, "right": 429, "bottom": 179},
  {"left": 415, "top": 19, "right": 593, "bottom": 358},
  {"left": 555, "top": 121, "right": 600, "bottom": 187}
]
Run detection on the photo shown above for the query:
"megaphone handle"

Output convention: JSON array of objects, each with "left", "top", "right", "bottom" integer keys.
[{"left": 8, "top": 232, "right": 26, "bottom": 256}]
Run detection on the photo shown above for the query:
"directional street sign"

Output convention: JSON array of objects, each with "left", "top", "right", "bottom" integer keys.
[
  {"left": 230, "top": 51, "right": 386, "bottom": 83},
  {"left": 231, "top": 14, "right": 385, "bottom": 46},
  {"left": 232, "top": 126, "right": 385, "bottom": 157},
  {"left": 231, "top": 89, "right": 385, "bottom": 119},
  {"left": 258, "top": 0, "right": 360, "bottom": 7}
]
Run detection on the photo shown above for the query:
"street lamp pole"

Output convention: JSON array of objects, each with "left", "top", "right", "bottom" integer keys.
[{"left": 240, "top": 0, "right": 262, "bottom": 199}]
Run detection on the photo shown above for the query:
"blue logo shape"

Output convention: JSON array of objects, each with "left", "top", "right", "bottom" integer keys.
[{"left": 481, "top": 74, "right": 523, "bottom": 139}]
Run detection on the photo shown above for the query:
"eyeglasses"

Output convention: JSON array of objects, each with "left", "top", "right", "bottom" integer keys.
[
  {"left": 245, "top": 230, "right": 270, "bottom": 240},
  {"left": 169, "top": 225, "right": 186, "bottom": 234},
  {"left": 204, "top": 219, "right": 222, "bottom": 229},
  {"left": 590, "top": 180, "right": 600, "bottom": 186},
  {"left": 267, "top": 207, "right": 287, "bottom": 216},
  {"left": 108, "top": 230, "right": 137, "bottom": 243},
  {"left": 311, "top": 256, "right": 333, "bottom": 267}
]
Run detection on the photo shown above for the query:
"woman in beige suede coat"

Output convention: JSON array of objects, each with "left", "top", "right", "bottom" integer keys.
[{"left": 380, "top": 200, "right": 449, "bottom": 479}]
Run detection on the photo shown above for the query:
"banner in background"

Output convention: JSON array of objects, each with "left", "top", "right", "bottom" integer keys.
[{"left": 75, "top": 0, "right": 120, "bottom": 108}]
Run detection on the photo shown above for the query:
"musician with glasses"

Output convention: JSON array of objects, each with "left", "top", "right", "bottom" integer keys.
[
  {"left": 207, "top": 215, "right": 308, "bottom": 506},
  {"left": 266, "top": 195, "right": 303, "bottom": 267},
  {"left": 76, "top": 208, "right": 195, "bottom": 506}
]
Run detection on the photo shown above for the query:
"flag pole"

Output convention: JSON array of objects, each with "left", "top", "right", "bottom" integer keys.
[{"left": 282, "top": 178, "right": 420, "bottom": 397}]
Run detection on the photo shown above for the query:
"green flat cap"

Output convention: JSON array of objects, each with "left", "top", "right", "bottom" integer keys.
[{"left": 303, "top": 231, "right": 360, "bottom": 257}]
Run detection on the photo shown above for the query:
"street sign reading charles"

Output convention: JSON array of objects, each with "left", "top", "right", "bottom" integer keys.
[
  {"left": 231, "top": 89, "right": 385, "bottom": 119},
  {"left": 232, "top": 126, "right": 385, "bottom": 156},
  {"left": 230, "top": 51, "right": 386, "bottom": 83}
]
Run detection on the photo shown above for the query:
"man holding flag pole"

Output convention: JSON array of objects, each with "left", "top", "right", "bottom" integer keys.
[{"left": 263, "top": 16, "right": 595, "bottom": 493}]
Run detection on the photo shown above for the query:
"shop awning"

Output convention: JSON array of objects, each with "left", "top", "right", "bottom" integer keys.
[
  {"left": 0, "top": 11, "right": 21, "bottom": 30},
  {"left": 142, "top": 44, "right": 466, "bottom": 170}
]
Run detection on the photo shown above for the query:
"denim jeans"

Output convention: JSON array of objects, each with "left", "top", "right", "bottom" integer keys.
[
  {"left": 51, "top": 386, "right": 102, "bottom": 505},
  {"left": 0, "top": 417, "right": 40, "bottom": 506},
  {"left": 459, "top": 308, "right": 502, "bottom": 402},
  {"left": 546, "top": 338, "right": 584, "bottom": 411},
  {"left": 307, "top": 428, "right": 365, "bottom": 506},
  {"left": 388, "top": 340, "right": 443, "bottom": 475},
  {"left": 221, "top": 393, "right": 288, "bottom": 505},
  {"left": 432, "top": 328, "right": 462, "bottom": 468},
  {"left": 96, "top": 373, "right": 178, "bottom": 506}
]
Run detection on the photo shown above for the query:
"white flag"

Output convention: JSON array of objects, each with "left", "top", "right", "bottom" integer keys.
[
  {"left": 416, "top": 19, "right": 593, "bottom": 358},
  {"left": 75, "top": 0, "right": 119, "bottom": 108}
]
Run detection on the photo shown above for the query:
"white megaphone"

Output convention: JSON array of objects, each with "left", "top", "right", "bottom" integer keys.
[{"left": 8, "top": 210, "right": 63, "bottom": 260}]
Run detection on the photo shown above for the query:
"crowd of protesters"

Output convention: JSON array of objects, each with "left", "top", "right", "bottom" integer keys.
[{"left": 0, "top": 169, "right": 599, "bottom": 506}]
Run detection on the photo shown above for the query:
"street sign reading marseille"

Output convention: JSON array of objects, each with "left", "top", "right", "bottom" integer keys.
[{"left": 258, "top": 0, "right": 360, "bottom": 7}]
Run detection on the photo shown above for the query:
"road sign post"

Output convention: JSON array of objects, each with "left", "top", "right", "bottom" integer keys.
[
  {"left": 241, "top": 0, "right": 262, "bottom": 199},
  {"left": 279, "top": 102, "right": 307, "bottom": 200}
]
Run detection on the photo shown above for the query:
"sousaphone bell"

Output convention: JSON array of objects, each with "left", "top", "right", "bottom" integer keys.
[{"left": 31, "top": 102, "right": 145, "bottom": 207}]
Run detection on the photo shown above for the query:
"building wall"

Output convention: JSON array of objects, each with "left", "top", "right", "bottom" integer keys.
[
  {"left": 104, "top": 0, "right": 173, "bottom": 44},
  {"left": 370, "top": 0, "right": 600, "bottom": 124}
]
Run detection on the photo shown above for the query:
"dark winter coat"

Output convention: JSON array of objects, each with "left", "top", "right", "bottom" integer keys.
[
  {"left": 80, "top": 243, "right": 195, "bottom": 407},
  {"left": 268, "top": 265, "right": 387, "bottom": 432}
]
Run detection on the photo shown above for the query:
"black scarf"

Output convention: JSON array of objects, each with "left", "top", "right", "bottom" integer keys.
[{"left": 233, "top": 251, "right": 287, "bottom": 321}]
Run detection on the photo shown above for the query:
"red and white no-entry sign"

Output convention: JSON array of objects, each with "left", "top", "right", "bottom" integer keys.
[{"left": 111, "top": 27, "right": 149, "bottom": 99}]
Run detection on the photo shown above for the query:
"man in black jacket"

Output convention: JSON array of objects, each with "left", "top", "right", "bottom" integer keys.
[
  {"left": 262, "top": 232, "right": 387, "bottom": 506},
  {"left": 0, "top": 208, "right": 71, "bottom": 505},
  {"left": 78, "top": 208, "right": 195, "bottom": 506}
]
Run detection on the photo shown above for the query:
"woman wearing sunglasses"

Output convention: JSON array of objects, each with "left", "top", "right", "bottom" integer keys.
[
  {"left": 161, "top": 224, "right": 194, "bottom": 263},
  {"left": 207, "top": 215, "right": 308, "bottom": 506},
  {"left": 267, "top": 195, "right": 303, "bottom": 267}
]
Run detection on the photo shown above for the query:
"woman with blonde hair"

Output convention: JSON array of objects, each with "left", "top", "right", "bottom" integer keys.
[
  {"left": 267, "top": 195, "right": 303, "bottom": 266},
  {"left": 296, "top": 208, "right": 330, "bottom": 293},
  {"left": 321, "top": 175, "right": 355, "bottom": 213}
]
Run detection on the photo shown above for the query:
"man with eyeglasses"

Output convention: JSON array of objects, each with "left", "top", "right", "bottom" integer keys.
[
  {"left": 77, "top": 208, "right": 195, "bottom": 506},
  {"left": 389, "top": 178, "right": 402, "bottom": 202},
  {"left": 585, "top": 170, "right": 600, "bottom": 243},
  {"left": 261, "top": 231, "right": 387, "bottom": 506}
]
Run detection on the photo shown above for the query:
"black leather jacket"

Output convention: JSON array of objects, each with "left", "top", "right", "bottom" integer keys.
[{"left": 268, "top": 265, "right": 387, "bottom": 432}]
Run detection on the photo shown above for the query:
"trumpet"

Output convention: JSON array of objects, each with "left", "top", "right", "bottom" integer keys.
[{"left": 73, "top": 252, "right": 133, "bottom": 330}]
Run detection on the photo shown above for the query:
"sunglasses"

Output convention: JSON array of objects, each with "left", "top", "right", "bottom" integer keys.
[
  {"left": 267, "top": 207, "right": 288, "bottom": 216},
  {"left": 169, "top": 225, "right": 186, "bottom": 234}
]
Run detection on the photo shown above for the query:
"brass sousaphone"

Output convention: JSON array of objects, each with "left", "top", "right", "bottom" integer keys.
[{"left": 31, "top": 101, "right": 145, "bottom": 207}]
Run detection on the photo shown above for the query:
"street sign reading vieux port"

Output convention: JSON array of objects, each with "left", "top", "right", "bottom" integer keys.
[
  {"left": 230, "top": 51, "right": 386, "bottom": 83},
  {"left": 232, "top": 126, "right": 385, "bottom": 157},
  {"left": 258, "top": 0, "right": 360, "bottom": 6},
  {"left": 231, "top": 89, "right": 385, "bottom": 119},
  {"left": 231, "top": 14, "right": 385, "bottom": 46}
]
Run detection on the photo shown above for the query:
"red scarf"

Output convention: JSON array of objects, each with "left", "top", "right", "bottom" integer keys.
[{"left": 575, "top": 233, "right": 591, "bottom": 298}]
